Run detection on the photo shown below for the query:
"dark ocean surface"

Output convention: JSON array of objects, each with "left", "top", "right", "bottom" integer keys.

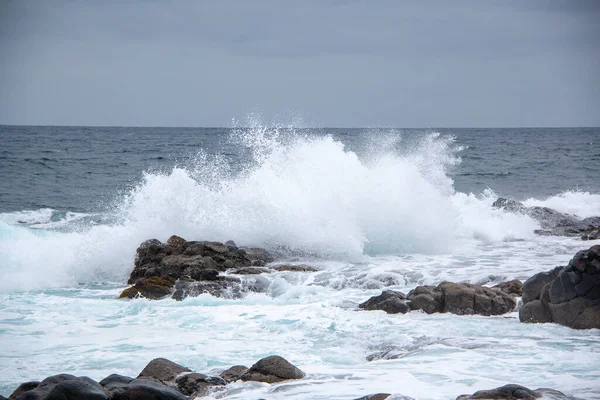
[{"left": 1, "top": 126, "right": 598, "bottom": 213}]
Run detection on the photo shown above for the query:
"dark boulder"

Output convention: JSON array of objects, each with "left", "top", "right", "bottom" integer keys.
[
  {"left": 137, "top": 358, "right": 191, "bottom": 382},
  {"left": 456, "top": 384, "right": 569, "bottom": 399},
  {"left": 240, "top": 355, "right": 305, "bottom": 384},
  {"left": 8, "top": 382, "right": 39, "bottom": 399},
  {"left": 274, "top": 265, "right": 318, "bottom": 272},
  {"left": 120, "top": 276, "right": 175, "bottom": 300},
  {"left": 219, "top": 365, "right": 248, "bottom": 383},
  {"left": 358, "top": 290, "right": 410, "bottom": 314},
  {"left": 175, "top": 373, "right": 225, "bottom": 397},
  {"left": 520, "top": 245, "right": 600, "bottom": 329},
  {"left": 121, "top": 236, "right": 274, "bottom": 300},
  {"left": 408, "top": 282, "right": 516, "bottom": 316},
  {"left": 107, "top": 378, "right": 188, "bottom": 400},
  {"left": 229, "top": 267, "right": 270, "bottom": 275},
  {"left": 493, "top": 198, "right": 600, "bottom": 238},
  {"left": 354, "top": 395, "right": 391, "bottom": 400},
  {"left": 493, "top": 279, "right": 523, "bottom": 297},
  {"left": 11, "top": 375, "right": 108, "bottom": 400}
]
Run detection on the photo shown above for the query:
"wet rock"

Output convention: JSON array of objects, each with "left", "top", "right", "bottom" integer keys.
[
  {"left": 456, "top": 383, "right": 569, "bottom": 399},
  {"left": 493, "top": 279, "right": 523, "bottom": 297},
  {"left": 582, "top": 227, "right": 600, "bottom": 240},
  {"left": 240, "top": 355, "right": 305, "bottom": 384},
  {"left": 119, "top": 276, "right": 175, "bottom": 300},
  {"left": 11, "top": 374, "right": 108, "bottom": 400},
  {"left": 171, "top": 277, "right": 243, "bottom": 300},
  {"left": 408, "top": 282, "right": 516, "bottom": 316},
  {"left": 175, "top": 373, "right": 225, "bottom": 397},
  {"left": 219, "top": 365, "right": 248, "bottom": 383},
  {"left": 493, "top": 198, "right": 600, "bottom": 238},
  {"left": 98, "top": 374, "right": 134, "bottom": 391},
  {"left": 8, "top": 381, "right": 40, "bottom": 399},
  {"left": 273, "top": 264, "right": 319, "bottom": 272},
  {"left": 240, "top": 247, "right": 274, "bottom": 263},
  {"left": 520, "top": 245, "right": 600, "bottom": 329},
  {"left": 359, "top": 290, "right": 410, "bottom": 314},
  {"left": 137, "top": 358, "right": 191, "bottom": 382},
  {"left": 229, "top": 267, "right": 270, "bottom": 275},
  {"left": 121, "top": 237, "right": 274, "bottom": 300},
  {"left": 354, "top": 395, "right": 391, "bottom": 400},
  {"left": 107, "top": 378, "right": 188, "bottom": 400}
]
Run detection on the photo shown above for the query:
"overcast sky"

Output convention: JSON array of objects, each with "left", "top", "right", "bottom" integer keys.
[{"left": 0, "top": 0, "right": 598, "bottom": 127}]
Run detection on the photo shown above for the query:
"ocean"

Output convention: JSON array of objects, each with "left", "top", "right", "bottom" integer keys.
[{"left": 0, "top": 124, "right": 599, "bottom": 399}]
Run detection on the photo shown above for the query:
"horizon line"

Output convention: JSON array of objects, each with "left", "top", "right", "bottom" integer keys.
[{"left": 1, "top": 124, "right": 599, "bottom": 130}]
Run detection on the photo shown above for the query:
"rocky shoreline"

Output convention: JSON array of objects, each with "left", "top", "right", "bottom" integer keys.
[
  {"left": 2, "top": 357, "right": 575, "bottom": 400},
  {"left": 5, "top": 199, "right": 598, "bottom": 399}
]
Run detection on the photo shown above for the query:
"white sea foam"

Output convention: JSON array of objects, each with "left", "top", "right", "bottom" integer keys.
[
  {"left": 0, "top": 127, "right": 548, "bottom": 291},
  {"left": 523, "top": 190, "right": 600, "bottom": 218}
]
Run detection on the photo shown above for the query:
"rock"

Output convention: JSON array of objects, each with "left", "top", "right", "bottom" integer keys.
[
  {"left": 219, "top": 365, "right": 248, "bottom": 383},
  {"left": 520, "top": 245, "right": 600, "bottom": 329},
  {"left": 274, "top": 265, "right": 318, "bottom": 272},
  {"left": 98, "top": 374, "right": 134, "bottom": 391},
  {"left": 137, "top": 358, "right": 191, "bottom": 382},
  {"left": 11, "top": 374, "right": 108, "bottom": 400},
  {"left": 240, "top": 247, "right": 274, "bottom": 263},
  {"left": 119, "top": 276, "right": 175, "bottom": 300},
  {"left": 106, "top": 378, "right": 188, "bottom": 400},
  {"left": 354, "top": 395, "right": 391, "bottom": 400},
  {"left": 493, "top": 198, "right": 600, "bottom": 238},
  {"left": 358, "top": 290, "right": 410, "bottom": 314},
  {"left": 407, "top": 282, "right": 516, "bottom": 316},
  {"left": 521, "top": 267, "right": 562, "bottom": 304},
  {"left": 456, "top": 383, "right": 569, "bottom": 399},
  {"left": 175, "top": 373, "right": 225, "bottom": 397},
  {"left": 8, "top": 382, "right": 40, "bottom": 399},
  {"left": 122, "top": 237, "right": 274, "bottom": 300},
  {"left": 240, "top": 355, "right": 305, "bottom": 384},
  {"left": 493, "top": 279, "right": 523, "bottom": 297},
  {"left": 171, "top": 277, "right": 244, "bottom": 300},
  {"left": 582, "top": 227, "right": 600, "bottom": 240},
  {"left": 229, "top": 267, "right": 270, "bottom": 275}
]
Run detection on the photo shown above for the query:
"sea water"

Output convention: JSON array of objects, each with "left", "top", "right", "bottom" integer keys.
[{"left": 0, "top": 123, "right": 599, "bottom": 399}]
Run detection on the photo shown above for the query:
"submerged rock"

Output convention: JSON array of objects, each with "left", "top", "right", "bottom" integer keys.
[
  {"left": 519, "top": 244, "right": 600, "bottom": 329},
  {"left": 358, "top": 290, "right": 410, "bottom": 314},
  {"left": 120, "top": 236, "right": 274, "bottom": 300},
  {"left": 456, "top": 383, "right": 569, "bottom": 399},
  {"left": 493, "top": 197, "right": 600, "bottom": 238},
  {"left": 240, "top": 355, "right": 305, "bottom": 383}
]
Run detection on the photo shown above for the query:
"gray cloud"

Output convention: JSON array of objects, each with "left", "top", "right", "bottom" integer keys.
[{"left": 0, "top": 0, "right": 598, "bottom": 127}]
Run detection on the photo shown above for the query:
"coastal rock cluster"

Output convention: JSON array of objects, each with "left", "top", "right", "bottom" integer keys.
[
  {"left": 355, "top": 384, "right": 571, "bottom": 400},
  {"left": 119, "top": 236, "right": 318, "bottom": 300},
  {"left": 3, "top": 355, "right": 304, "bottom": 400},
  {"left": 359, "top": 245, "right": 600, "bottom": 331},
  {"left": 492, "top": 197, "right": 600, "bottom": 239},
  {"left": 519, "top": 244, "right": 600, "bottom": 329},
  {"left": 359, "top": 281, "right": 519, "bottom": 316}
]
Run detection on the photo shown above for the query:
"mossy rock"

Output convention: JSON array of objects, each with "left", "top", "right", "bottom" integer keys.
[{"left": 119, "top": 276, "right": 175, "bottom": 300}]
